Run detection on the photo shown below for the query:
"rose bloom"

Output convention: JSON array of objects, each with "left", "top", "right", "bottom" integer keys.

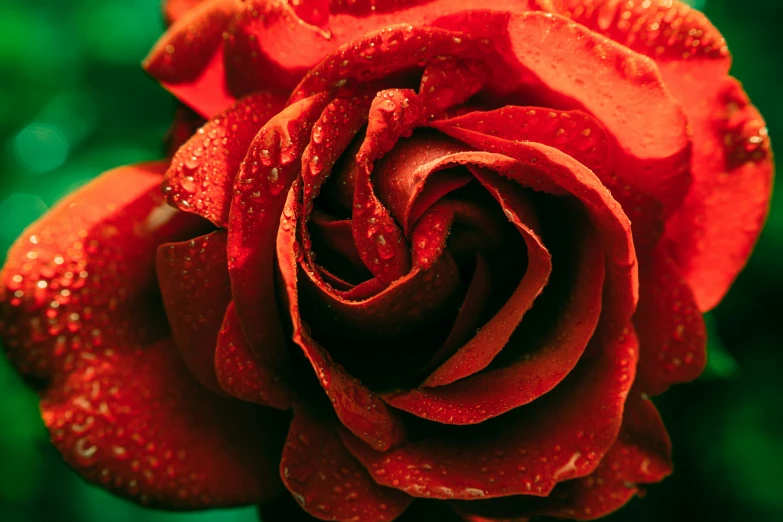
[{"left": 0, "top": 0, "right": 774, "bottom": 520}]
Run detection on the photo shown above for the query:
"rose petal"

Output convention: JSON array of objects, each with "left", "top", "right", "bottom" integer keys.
[
  {"left": 289, "top": 25, "right": 490, "bottom": 104},
  {"left": 551, "top": 1, "right": 773, "bottom": 309},
  {"left": 228, "top": 94, "right": 329, "bottom": 381},
  {"left": 454, "top": 392, "right": 672, "bottom": 520},
  {"left": 431, "top": 105, "right": 666, "bottom": 251},
  {"left": 0, "top": 163, "right": 284, "bottom": 508},
  {"left": 429, "top": 253, "right": 491, "bottom": 369},
  {"left": 343, "top": 325, "right": 639, "bottom": 499},
  {"left": 42, "top": 338, "right": 286, "bottom": 508},
  {"left": 228, "top": 0, "right": 539, "bottom": 105},
  {"left": 554, "top": 0, "right": 728, "bottom": 63},
  {"left": 164, "top": 91, "right": 286, "bottom": 227},
  {"left": 433, "top": 10, "right": 691, "bottom": 215},
  {"left": 163, "top": 0, "right": 209, "bottom": 24},
  {"left": 386, "top": 188, "right": 603, "bottom": 423},
  {"left": 300, "top": 254, "right": 462, "bottom": 341},
  {"left": 418, "top": 58, "right": 488, "bottom": 118},
  {"left": 434, "top": 135, "right": 636, "bottom": 342},
  {"left": 662, "top": 78, "right": 773, "bottom": 310},
  {"left": 420, "top": 169, "right": 552, "bottom": 388},
  {"left": 215, "top": 302, "right": 293, "bottom": 409},
  {"left": 308, "top": 213, "right": 368, "bottom": 285},
  {"left": 352, "top": 89, "right": 422, "bottom": 283},
  {"left": 299, "top": 89, "right": 374, "bottom": 288},
  {"left": 278, "top": 187, "right": 407, "bottom": 452},
  {"left": 0, "top": 162, "right": 203, "bottom": 379},
  {"left": 144, "top": 0, "right": 240, "bottom": 117},
  {"left": 431, "top": 107, "right": 611, "bottom": 181},
  {"left": 157, "top": 230, "right": 231, "bottom": 392},
  {"left": 279, "top": 410, "right": 412, "bottom": 521},
  {"left": 373, "top": 131, "right": 472, "bottom": 236},
  {"left": 633, "top": 247, "right": 707, "bottom": 395}
]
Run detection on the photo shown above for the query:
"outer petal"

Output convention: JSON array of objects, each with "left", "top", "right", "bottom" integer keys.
[
  {"left": 42, "top": 338, "right": 286, "bottom": 509},
  {"left": 552, "top": 0, "right": 774, "bottom": 310},
  {"left": 214, "top": 302, "right": 293, "bottom": 409},
  {"left": 279, "top": 410, "right": 412, "bottom": 521},
  {"left": 144, "top": 0, "right": 241, "bottom": 117},
  {"left": 150, "top": 0, "right": 543, "bottom": 115},
  {"left": 157, "top": 230, "right": 231, "bottom": 392},
  {"left": 663, "top": 78, "right": 773, "bottom": 310},
  {"left": 277, "top": 187, "right": 408, "bottom": 453},
  {"left": 342, "top": 326, "right": 639, "bottom": 500},
  {"left": 454, "top": 392, "right": 672, "bottom": 520},
  {"left": 633, "top": 247, "right": 706, "bottom": 395},
  {"left": 432, "top": 10, "right": 692, "bottom": 215},
  {"left": 164, "top": 0, "right": 210, "bottom": 25},
  {"left": 164, "top": 91, "right": 286, "bottom": 227},
  {"left": 0, "top": 163, "right": 285, "bottom": 508}
]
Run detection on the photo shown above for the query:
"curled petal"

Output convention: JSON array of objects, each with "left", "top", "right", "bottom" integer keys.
[
  {"left": 454, "top": 392, "right": 672, "bottom": 520},
  {"left": 352, "top": 89, "right": 422, "bottom": 282},
  {"left": 633, "top": 247, "right": 707, "bottom": 395},
  {"left": 343, "top": 326, "right": 640, "bottom": 500},
  {"left": 663, "top": 78, "right": 773, "bottom": 310},
  {"left": 157, "top": 230, "right": 232, "bottom": 392},
  {"left": 278, "top": 188, "right": 407, "bottom": 452},
  {"left": 279, "top": 410, "right": 412, "bottom": 521},
  {"left": 215, "top": 302, "right": 293, "bottom": 409},
  {"left": 420, "top": 169, "right": 552, "bottom": 388},
  {"left": 228, "top": 94, "right": 330, "bottom": 383},
  {"left": 144, "top": 0, "right": 240, "bottom": 117},
  {"left": 164, "top": 91, "right": 286, "bottom": 227},
  {"left": 386, "top": 189, "right": 603, "bottom": 423},
  {"left": 433, "top": 10, "right": 692, "bottom": 215},
  {"left": 0, "top": 163, "right": 284, "bottom": 508}
]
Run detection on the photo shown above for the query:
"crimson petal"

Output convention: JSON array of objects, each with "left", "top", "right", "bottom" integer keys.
[
  {"left": 278, "top": 188, "right": 408, "bottom": 452},
  {"left": 552, "top": 0, "right": 773, "bottom": 310},
  {"left": 433, "top": 10, "right": 691, "bottom": 215},
  {"left": 228, "top": 94, "right": 330, "bottom": 384},
  {"left": 663, "top": 78, "right": 773, "bottom": 310},
  {"left": 633, "top": 247, "right": 707, "bottom": 395},
  {"left": 454, "top": 392, "right": 672, "bottom": 520},
  {"left": 279, "top": 410, "right": 412, "bottom": 521},
  {"left": 386, "top": 187, "right": 603, "bottom": 423},
  {"left": 157, "top": 230, "right": 231, "bottom": 392},
  {"left": 434, "top": 135, "right": 636, "bottom": 342},
  {"left": 343, "top": 325, "right": 639, "bottom": 499},
  {"left": 164, "top": 91, "right": 286, "bottom": 227},
  {"left": 215, "top": 302, "right": 293, "bottom": 409},
  {"left": 0, "top": 163, "right": 284, "bottom": 508},
  {"left": 420, "top": 169, "right": 552, "bottom": 388},
  {"left": 144, "top": 0, "right": 240, "bottom": 118}
]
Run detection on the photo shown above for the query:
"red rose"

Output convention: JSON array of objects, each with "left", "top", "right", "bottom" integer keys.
[{"left": 0, "top": 0, "right": 773, "bottom": 520}]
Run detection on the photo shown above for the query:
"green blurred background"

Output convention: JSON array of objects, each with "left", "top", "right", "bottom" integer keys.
[{"left": 0, "top": 0, "right": 780, "bottom": 520}]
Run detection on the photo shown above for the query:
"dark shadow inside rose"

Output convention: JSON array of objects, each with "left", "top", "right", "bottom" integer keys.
[
  {"left": 485, "top": 196, "right": 589, "bottom": 371},
  {"left": 297, "top": 176, "right": 529, "bottom": 391}
]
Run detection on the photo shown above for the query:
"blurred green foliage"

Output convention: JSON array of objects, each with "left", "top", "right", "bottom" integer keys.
[{"left": 0, "top": 0, "right": 781, "bottom": 521}]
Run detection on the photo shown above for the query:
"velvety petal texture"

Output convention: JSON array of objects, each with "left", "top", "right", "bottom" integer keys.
[
  {"left": 1, "top": 0, "right": 772, "bottom": 521},
  {"left": 0, "top": 164, "right": 285, "bottom": 508}
]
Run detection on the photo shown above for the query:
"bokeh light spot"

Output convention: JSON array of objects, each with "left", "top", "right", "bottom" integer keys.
[{"left": 11, "top": 123, "right": 70, "bottom": 174}]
